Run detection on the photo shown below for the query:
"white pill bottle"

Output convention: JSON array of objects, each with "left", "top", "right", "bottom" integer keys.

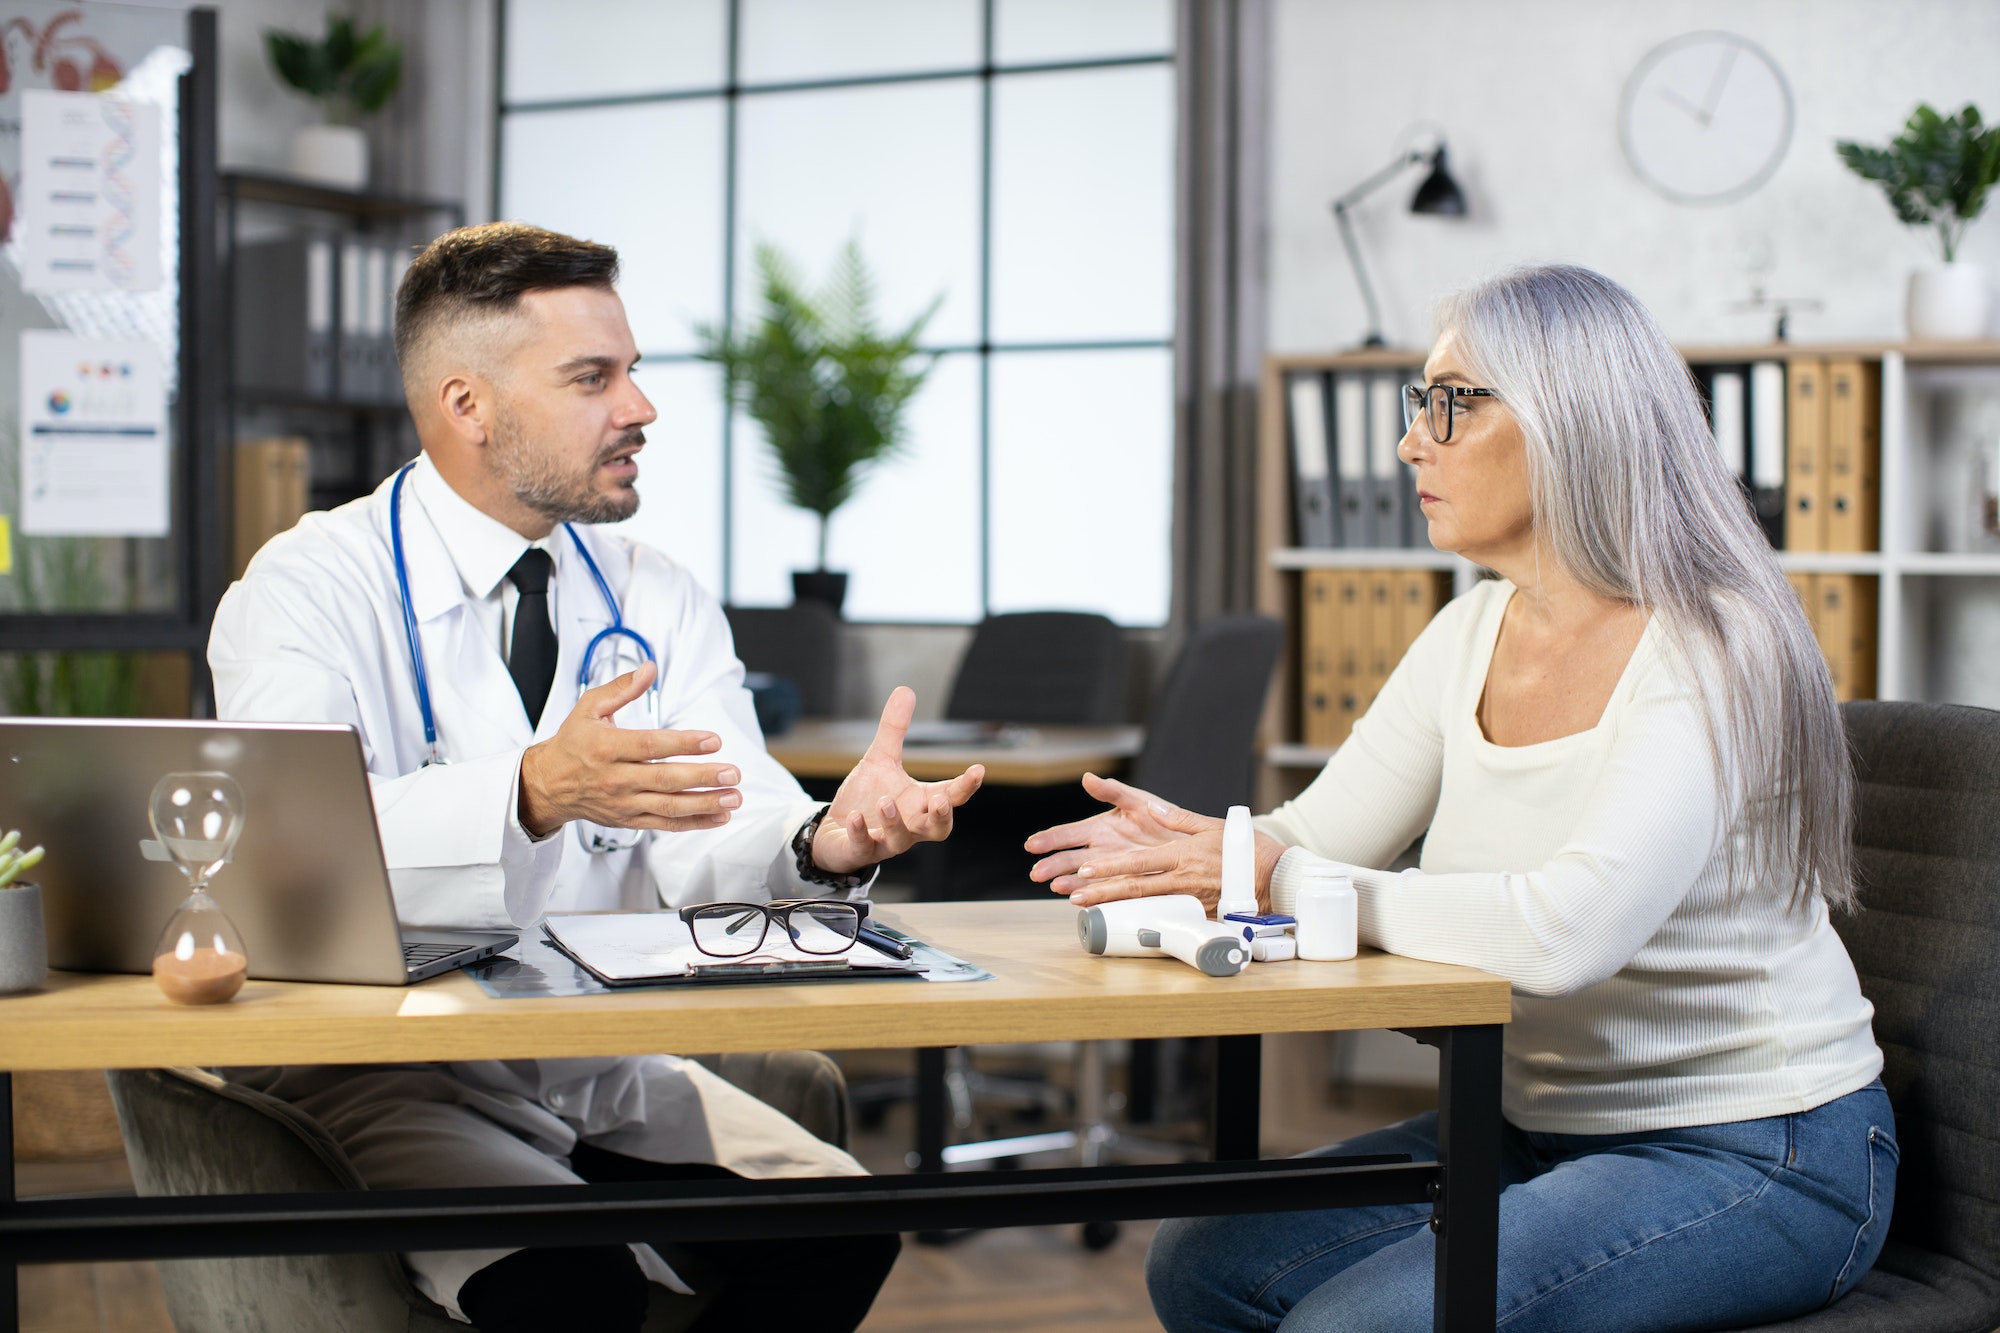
[{"left": 1293, "top": 864, "right": 1357, "bottom": 961}]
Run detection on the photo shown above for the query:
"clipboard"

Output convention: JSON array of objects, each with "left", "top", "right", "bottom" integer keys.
[{"left": 540, "top": 911, "right": 928, "bottom": 989}]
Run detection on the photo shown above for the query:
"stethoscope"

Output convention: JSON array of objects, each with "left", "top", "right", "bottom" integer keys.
[{"left": 390, "top": 461, "right": 659, "bottom": 853}]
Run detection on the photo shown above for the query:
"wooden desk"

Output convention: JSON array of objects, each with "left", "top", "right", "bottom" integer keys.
[
  {"left": 766, "top": 721, "right": 1144, "bottom": 785},
  {"left": 0, "top": 901, "right": 1509, "bottom": 1331}
]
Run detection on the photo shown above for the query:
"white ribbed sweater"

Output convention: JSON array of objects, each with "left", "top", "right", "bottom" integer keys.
[{"left": 1261, "top": 578, "right": 1881, "bottom": 1135}]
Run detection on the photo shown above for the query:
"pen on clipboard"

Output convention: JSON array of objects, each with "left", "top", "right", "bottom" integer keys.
[{"left": 855, "top": 923, "right": 914, "bottom": 960}]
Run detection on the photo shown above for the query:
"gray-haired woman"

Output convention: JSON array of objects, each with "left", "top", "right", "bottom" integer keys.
[{"left": 1027, "top": 265, "right": 1892, "bottom": 1331}]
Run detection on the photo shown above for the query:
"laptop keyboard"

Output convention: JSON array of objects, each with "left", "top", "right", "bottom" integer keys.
[{"left": 403, "top": 942, "right": 472, "bottom": 967}]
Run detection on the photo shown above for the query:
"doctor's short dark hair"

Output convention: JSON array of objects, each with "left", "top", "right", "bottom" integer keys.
[{"left": 393, "top": 222, "right": 620, "bottom": 388}]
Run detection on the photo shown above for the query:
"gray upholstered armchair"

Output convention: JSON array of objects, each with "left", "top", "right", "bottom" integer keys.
[
  {"left": 106, "top": 1052, "right": 851, "bottom": 1333},
  {"left": 1735, "top": 701, "right": 2000, "bottom": 1331}
]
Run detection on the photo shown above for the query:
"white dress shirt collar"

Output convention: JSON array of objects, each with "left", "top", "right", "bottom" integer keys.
[{"left": 409, "top": 452, "right": 561, "bottom": 600}]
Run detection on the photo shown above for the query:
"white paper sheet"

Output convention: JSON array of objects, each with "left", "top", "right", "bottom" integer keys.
[
  {"left": 18, "top": 89, "right": 163, "bottom": 293},
  {"left": 18, "top": 329, "right": 169, "bottom": 536}
]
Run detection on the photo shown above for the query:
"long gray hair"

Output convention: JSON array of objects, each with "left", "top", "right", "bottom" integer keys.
[{"left": 1438, "top": 264, "right": 1854, "bottom": 912}]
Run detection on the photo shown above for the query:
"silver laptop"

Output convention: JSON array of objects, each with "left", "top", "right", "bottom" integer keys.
[{"left": 0, "top": 718, "right": 516, "bottom": 985}]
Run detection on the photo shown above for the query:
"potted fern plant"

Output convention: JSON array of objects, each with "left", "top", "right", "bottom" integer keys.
[
  {"left": 265, "top": 15, "right": 403, "bottom": 191},
  {"left": 698, "top": 241, "right": 938, "bottom": 614},
  {"left": 1838, "top": 103, "right": 2000, "bottom": 340}
]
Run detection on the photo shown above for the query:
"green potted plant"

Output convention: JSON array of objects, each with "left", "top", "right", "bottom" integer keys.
[
  {"left": 1837, "top": 103, "right": 2000, "bottom": 340},
  {"left": 264, "top": 14, "right": 403, "bottom": 191},
  {"left": 698, "top": 241, "right": 938, "bottom": 614},
  {"left": 2, "top": 530, "right": 143, "bottom": 717},
  {"left": 0, "top": 830, "right": 47, "bottom": 994}
]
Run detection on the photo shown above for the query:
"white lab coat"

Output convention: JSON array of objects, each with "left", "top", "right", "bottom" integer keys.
[{"left": 208, "top": 456, "right": 867, "bottom": 1315}]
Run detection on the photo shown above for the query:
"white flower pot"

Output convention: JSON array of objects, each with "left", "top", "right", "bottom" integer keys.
[
  {"left": 290, "top": 124, "right": 369, "bottom": 192},
  {"left": 1907, "top": 263, "right": 1994, "bottom": 342}
]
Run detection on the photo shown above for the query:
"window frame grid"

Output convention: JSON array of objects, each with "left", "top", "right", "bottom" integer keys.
[{"left": 493, "top": 0, "right": 1175, "bottom": 624}]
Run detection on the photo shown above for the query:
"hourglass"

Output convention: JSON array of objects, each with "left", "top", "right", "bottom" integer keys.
[{"left": 148, "top": 771, "right": 249, "bottom": 1004}]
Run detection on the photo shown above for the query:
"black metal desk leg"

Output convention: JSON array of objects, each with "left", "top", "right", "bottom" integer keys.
[
  {"left": 911, "top": 1048, "right": 958, "bottom": 1247},
  {"left": 914, "top": 1048, "right": 948, "bottom": 1174},
  {"left": 1211, "top": 1035, "right": 1261, "bottom": 1161},
  {"left": 1, "top": 1071, "right": 17, "bottom": 1333},
  {"left": 1432, "top": 1024, "right": 1503, "bottom": 1333}
]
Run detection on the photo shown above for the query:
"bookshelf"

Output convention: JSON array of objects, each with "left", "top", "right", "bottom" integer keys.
[
  {"left": 221, "top": 172, "right": 463, "bottom": 550},
  {"left": 1255, "top": 341, "right": 2000, "bottom": 806}
]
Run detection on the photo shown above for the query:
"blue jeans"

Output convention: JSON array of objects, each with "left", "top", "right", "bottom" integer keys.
[{"left": 1147, "top": 1081, "right": 1896, "bottom": 1333}]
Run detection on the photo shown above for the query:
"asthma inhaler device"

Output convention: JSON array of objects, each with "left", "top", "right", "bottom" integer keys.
[
  {"left": 1076, "top": 895, "right": 1249, "bottom": 977},
  {"left": 1217, "top": 806, "right": 1257, "bottom": 919}
]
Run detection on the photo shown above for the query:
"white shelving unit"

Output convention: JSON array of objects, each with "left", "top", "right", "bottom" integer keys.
[
  {"left": 1255, "top": 342, "right": 2000, "bottom": 791},
  {"left": 1897, "top": 553, "right": 2000, "bottom": 575},
  {"left": 1880, "top": 347, "right": 2000, "bottom": 709}
]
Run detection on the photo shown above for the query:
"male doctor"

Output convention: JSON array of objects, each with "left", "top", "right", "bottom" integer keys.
[{"left": 208, "top": 222, "right": 984, "bottom": 1331}]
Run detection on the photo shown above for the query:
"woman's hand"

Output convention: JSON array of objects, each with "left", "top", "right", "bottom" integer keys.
[
  {"left": 1025, "top": 773, "right": 1286, "bottom": 913},
  {"left": 1025, "top": 773, "right": 1205, "bottom": 894}
]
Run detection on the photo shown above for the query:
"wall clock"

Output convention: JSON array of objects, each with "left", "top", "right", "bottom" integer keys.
[{"left": 1619, "top": 31, "right": 1793, "bottom": 206}]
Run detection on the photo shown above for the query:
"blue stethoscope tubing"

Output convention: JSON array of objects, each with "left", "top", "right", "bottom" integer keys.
[{"left": 389, "top": 461, "right": 658, "bottom": 769}]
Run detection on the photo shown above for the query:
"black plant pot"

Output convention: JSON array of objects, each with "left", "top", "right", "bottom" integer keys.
[{"left": 791, "top": 570, "right": 848, "bottom": 616}]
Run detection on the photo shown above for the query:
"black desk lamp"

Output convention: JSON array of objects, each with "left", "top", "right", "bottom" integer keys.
[{"left": 1330, "top": 142, "right": 1467, "bottom": 348}]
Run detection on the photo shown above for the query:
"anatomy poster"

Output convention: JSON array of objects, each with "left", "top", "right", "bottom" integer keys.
[{"left": 17, "top": 88, "right": 161, "bottom": 292}]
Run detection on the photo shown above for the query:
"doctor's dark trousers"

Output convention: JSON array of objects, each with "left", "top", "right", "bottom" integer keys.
[{"left": 454, "top": 1147, "right": 900, "bottom": 1332}]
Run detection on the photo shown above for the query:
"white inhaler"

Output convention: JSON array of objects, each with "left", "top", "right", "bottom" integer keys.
[
  {"left": 1217, "top": 805, "right": 1258, "bottom": 920},
  {"left": 1076, "top": 895, "right": 1248, "bottom": 977},
  {"left": 1293, "top": 865, "right": 1357, "bottom": 961}
]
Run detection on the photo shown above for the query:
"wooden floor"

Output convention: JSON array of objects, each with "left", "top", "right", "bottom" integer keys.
[
  {"left": 17, "top": 1048, "right": 1433, "bottom": 1332},
  {"left": 20, "top": 1261, "right": 173, "bottom": 1333},
  {"left": 876, "top": 1225, "right": 1164, "bottom": 1332},
  {"left": 17, "top": 1160, "right": 173, "bottom": 1333}
]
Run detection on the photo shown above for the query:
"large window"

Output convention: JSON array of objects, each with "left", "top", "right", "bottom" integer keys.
[{"left": 497, "top": 0, "right": 1175, "bottom": 624}]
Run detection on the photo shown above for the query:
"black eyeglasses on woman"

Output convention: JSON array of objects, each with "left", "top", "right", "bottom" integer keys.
[{"left": 1402, "top": 382, "right": 1497, "bottom": 444}]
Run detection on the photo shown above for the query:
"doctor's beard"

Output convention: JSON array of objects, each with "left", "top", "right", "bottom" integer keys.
[{"left": 491, "top": 408, "right": 642, "bottom": 525}]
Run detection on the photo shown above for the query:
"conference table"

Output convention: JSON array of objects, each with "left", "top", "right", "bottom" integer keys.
[
  {"left": 0, "top": 900, "right": 1510, "bottom": 1331},
  {"left": 766, "top": 720, "right": 1145, "bottom": 785}
]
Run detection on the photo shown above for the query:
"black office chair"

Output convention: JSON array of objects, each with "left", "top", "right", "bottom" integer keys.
[
  {"left": 914, "top": 614, "right": 1285, "bottom": 1240},
  {"left": 723, "top": 603, "right": 843, "bottom": 717},
  {"left": 1733, "top": 700, "right": 2000, "bottom": 1331},
  {"left": 945, "top": 611, "right": 1126, "bottom": 724},
  {"left": 1128, "top": 613, "right": 1285, "bottom": 817},
  {"left": 1087, "top": 615, "right": 1284, "bottom": 1149},
  {"left": 914, "top": 608, "right": 1279, "bottom": 915},
  {"left": 900, "top": 611, "right": 1129, "bottom": 902},
  {"left": 878, "top": 611, "right": 1135, "bottom": 1152}
]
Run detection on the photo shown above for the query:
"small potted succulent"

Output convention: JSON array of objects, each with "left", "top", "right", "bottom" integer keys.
[
  {"left": 1837, "top": 103, "right": 2000, "bottom": 341},
  {"left": 264, "top": 15, "right": 403, "bottom": 191},
  {"left": 697, "top": 241, "right": 938, "bottom": 614},
  {"left": 0, "top": 830, "right": 48, "bottom": 994}
]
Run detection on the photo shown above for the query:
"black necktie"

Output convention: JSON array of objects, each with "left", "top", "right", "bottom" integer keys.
[{"left": 506, "top": 548, "right": 558, "bottom": 729}]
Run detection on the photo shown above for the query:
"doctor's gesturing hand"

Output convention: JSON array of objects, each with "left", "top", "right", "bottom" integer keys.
[
  {"left": 517, "top": 662, "right": 741, "bottom": 839},
  {"left": 1025, "top": 772, "right": 1286, "bottom": 914},
  {"left": 810, "top": 685, "right": 985, "bottom": 875},
  {"left": 515, "top": 669, "right": 982, "bottom": 872}
]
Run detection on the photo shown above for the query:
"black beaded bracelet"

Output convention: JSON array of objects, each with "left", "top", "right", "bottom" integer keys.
[{"left": 792, "top": 805, "right": 868, "bottom": 893}]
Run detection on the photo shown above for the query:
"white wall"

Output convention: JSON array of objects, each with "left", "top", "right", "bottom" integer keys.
[{"left": 1267, "top": 0, "right": 2000, "bottom": 352}]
